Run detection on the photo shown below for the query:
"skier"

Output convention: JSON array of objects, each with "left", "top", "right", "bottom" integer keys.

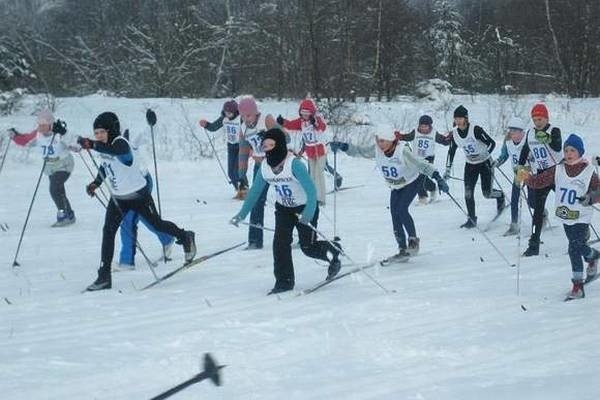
[
  {"left": 199, "top": 99, "right": 244, "bottom": 199},
  {"left": 277, "top": 98, "right": 328, "bottom": 205},
  {"left": 329, "top": 130, "right": 449, "bottom": 261},
  {"left": 77, "top": 112, "right": 196, "bottom": 291},
  {"left": 493, "top": 117, "right": 535, "bottom": 236},
  {"left": 517, "top": 103, "right": 563, "bottom": 256},
  {"left": 115, "top": 127, "right": 175, "bottom": 271},
  {"left": 395, "top": 114, "right": 450, "bottom": 204},
  {"left": 444, "top": 105, "right": 505, "bottom": 228},
  {"left": 230, "top": 127, "right": 341, "bottom": 294},
  {"left": 236, "top": 95, "right": 277, "bottom": 250},
  {"left": 519, "top": 134, "right": 599, "bottom": 300},
  {"left": 9, "top": 109, "right": 77, "bottom": 227}
]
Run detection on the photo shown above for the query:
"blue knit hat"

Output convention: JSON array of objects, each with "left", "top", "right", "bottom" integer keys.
[
  {"left": 418, "top": 115, "right": 433, "bottom": 126},
  {"left": 564, "top": 134, "right": 585, "bottom": 156}
]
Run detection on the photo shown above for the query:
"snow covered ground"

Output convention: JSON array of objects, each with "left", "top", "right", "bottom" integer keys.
[{"left": 1, "top": 95, "right": 600, "bottom": 399}]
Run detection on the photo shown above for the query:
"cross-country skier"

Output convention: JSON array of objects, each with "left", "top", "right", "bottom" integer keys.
[
  {"left": 230, "top": 127, "right": 341, "bottom": 294},
  {"left": 493, "top": 117, "right": 536, "bottom": 236},
  {"left": 77, "top": 112, "right": 196, "bottom": 291},
  {"left": 396, "top": 114, "right": 450, "bottom": 204},
  {"left": 519, "top": 134, "right": 599, "bottom": 300},
  {"left": 9, "top": 109, "right": 77, "bottom": 227},
  {"left": 199, "top": 99, "right": 244, "bottom": 199},
  {"left": 329, "top": 130, "right": 449, "bottom": 261},
  {"left": 277, "top": 98, "right": 328, "bottom": 205},
  {"left": 115, "top": 127, "right": 175, "bottom": 271},
  {"left": 444, "top": 105, "right": 505, "bottom": 229},
  {"left": 237, "top": 95, "right": 276, "bottom": 250},
  {"left": 517, "top": 103, "right": 563, "bottom": 256}
]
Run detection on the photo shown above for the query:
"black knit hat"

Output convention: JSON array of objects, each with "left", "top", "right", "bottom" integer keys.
[
  {"left": 263, "top": 128, "right": 288, "bottom": 167},
  {"left": 418, "top": 115, "right": 433, "bottom": 126},
  {"left": 93, "top": 112, "right": 121, "bottom": 140},
  {"left": 453, "top": 105, "right": 468, "bottom": 119}
]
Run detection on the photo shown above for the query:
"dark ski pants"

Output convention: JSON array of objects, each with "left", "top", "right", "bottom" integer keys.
[
  {"left": 49, "top": 171, "right": 72, "bottom": 213},
  {"left": 529, "top": 185, "right": 554, "bottom": 244},
  {"left": 390, "top": 177, "right": 421, "bottom": 249},
  {"left": 564, "top": 223, "right": 593, "bottom": 280},
  {"left": 417, "top": 156, "right": 436, "bottom": 198},
  {"left": 119, "top": 175, "right": 173, "bottom": 265},
  {"left": 509, "top": 181, "right": 535, "bottom": 224},
  {"left": 272, "top": 203, "right": 332, "bottom": 289},
  {"left": 101, "top": 188, "right": 186, "bottom": 269},
  {"left": 464, "top": 159, "right": 504, "bottom": 219},
  {"left": 227, "top": 143, "right": 240, "bottom": 189},
  {"left": 248, "top": 162, "right": 268, "bottom": 247}
]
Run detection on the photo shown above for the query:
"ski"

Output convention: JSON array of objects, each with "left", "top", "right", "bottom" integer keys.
[
  {"left": 296, "top": 261, "right": 379, "bottom": 296},
  {"left": 141, "top": 242, "right": 245, "bottom": 290},
  {"left": 326, "top": 184, "right": 365, "bottom": 195}
]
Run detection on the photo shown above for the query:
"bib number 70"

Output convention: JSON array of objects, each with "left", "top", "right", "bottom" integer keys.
[{"left": 559, "top": 187, "right": 577, "bottom": 205}]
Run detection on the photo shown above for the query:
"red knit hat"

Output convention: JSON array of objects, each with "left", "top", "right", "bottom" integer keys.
[
  {"left": 299, "top": 99, "right": 317, "bottom": 115},
  {"left": 531, "top": 103, "right": 549, "bottom": 119}
]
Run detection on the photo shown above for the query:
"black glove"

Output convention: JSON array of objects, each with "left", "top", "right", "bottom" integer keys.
[
  {"left": 146, "top": 109, "right": 157, "bottom": 126},
  {"left": 330, "top": 141, "right": 349, "bottom": 153},
  {"left": 432, "top": 171, "right": 449, "bottom": 193},
  {"left": 7, "top": 128, "right": 18, "bottom": 138},
  {"left": 52, "top": 119, "right": 67, "bottom": 135},
  {"left": 86, "top": 182, "right": 98, "bottom": 197},
  {"left": 309, "top": 115, "right": 316, "bottom": 126},
  {"left": 77, "top": 136, "right": 94, "bottom": 150},
  {"left": 276, "top": 115, "right": 285, "bottom": 125}
]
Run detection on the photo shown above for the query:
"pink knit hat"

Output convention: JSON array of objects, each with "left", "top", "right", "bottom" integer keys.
[
  {"left": 37, "top": 109, "right": 55, "bottom": 125},
  {"left": 237, "top": 95, "right": 258, "bottom": 115}
]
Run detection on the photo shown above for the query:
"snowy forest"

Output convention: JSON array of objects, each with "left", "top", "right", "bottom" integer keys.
[{"left": 1, "top": 0, "right": 600, "bottom": 100}]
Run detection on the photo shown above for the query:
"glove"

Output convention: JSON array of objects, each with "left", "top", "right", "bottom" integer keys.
[
  {"left": 578, "top": 193, "right": 594, "bottom": 206},
  {"left": 298, "top": 213, "right": 312, "bottom": 226},
  {"left": 198, "top": 119, "right": 208, "bottom": 128},
  {"left": 86, "top": 182, "right": 98, "bottom": 197},
  {"left": 276, "top": 115, "right": 285, "bottom": 125},
  {"left": 52, "top": 119, "right": 67, "bottom": 135},
  {"left": 432, "top": 171, "right": 449, "bottom": 194},
  {"left": 77, "top": 136, "right": 94, "bottom": 150},
  {"left": 443, "top": 166, "right": 451, "bottom": 181},
  {"left": 515, "top": 165, "right": 531, "bottom": 184},
  {"left": 309, "top": 115, "right": 316, "bottom": 126},
  {"left": 330, "top": 141, "right": 349, "bottom": 153},
  {"left": 7, "top": 128, "right": 17, "bottom": 138},
  {"left": 534, "top": 129, "right": 551, "bottom": 144},
  {"left": 146, "top": 109, "right": 157, "bottom": 126},
  {"left": 229, "top": 215, "right": 242, "bottom": 227},
  {"left": 593, "top": 156, "right": 600, "bottom": 167}
]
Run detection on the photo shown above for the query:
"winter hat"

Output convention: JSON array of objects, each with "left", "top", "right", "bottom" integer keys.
[
  {"left": 564, "top": 134, "right": 585, "bottom": 156},
  {"left": 263, "top": 128, "right": 288, "bottom": 167},
  {"left": 299, "top": 99, "right": 317, "bottom": 115},
  {"left": 222, "top": 99, "right": 238, "bottom": 115},
  {"left": 37, "top": 109, "right": 55, "bottom": 125},
  {"left": 93, "top": 111, "right": 121, "bottom": 140},
  {"left": 506, "top": 117, "right": 525, "bottom": 131},
  {"left": 376, "top": 130, "right": 398, "bottom": 141},
  {"left": 418, "top": 115, "right": 433, "bottom": 126},
  {"left": 531, "top": 103, "right": 549, "bottom": 119},
  {"left": 238, "top": 95, "right": 258, "bottom": 115},
  {"left": 453, "top": 105, "right": 468, "bottom": 119}
]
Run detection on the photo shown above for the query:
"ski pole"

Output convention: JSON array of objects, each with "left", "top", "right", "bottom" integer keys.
[
  {"left": 11, "top": 133, "right": 58, "bottom": 267},
  {"left": 78, "top": 151, "right": 109, "bottom": 204},
  {"left": 516, "top": 182, "right": 523, "bottom": 295},
  {"left": 203, "top": 127, "right": 231, "bottom": 185},
  {"left": 149, "top": 353, "right": 224, "bottom": 400},
  {"left": 304, "top": 221, "right": 393, "bottom": 294},
  {"left": 86, "top": 149, "right": 160, "bottom": 279},
  {"left": 448, "top": 175, "right": 464, "bottom": 182},
  {"left": 332, "top": 138, "right": 338, "bottom": 238},
  {"left": 446, "top": 191, "right": 516, "bottom": 268},
  {"left": 0, "top": 137, "right": 11, "bottom": 179},
  {"left": 241, "top": 221, "right": 276, "bottom": 232},
  {"left": 496, "top": 166, "right": 534, "bottom": 219}
]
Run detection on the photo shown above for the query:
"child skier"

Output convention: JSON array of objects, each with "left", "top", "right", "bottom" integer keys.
[
  {"left": 493, "top": 117, "right": 536, "bottom": 236},
  {"left": 329, "top": 130, "right": 449, "bottom": 261},
  {"left": 199, "top": 100, "right": 244, "bottom": 198},
  {"left": 396, "top": 114, "right": 450, "bottom": 204},
  {"left": 277, "top": 99, "right": 328, "bottom": 205},
  {"left": 237, "top": 95, "right": 277, "bottom": 250},
  {"left": 517, "top": 103, "right": 563, "bottom": 256},
  {"left": 78, "top": 112, "right": 196, "bottom": 291},
  {"left": 9, "top": 109, "right": 77, "bottom": 227},
  {"left": 519, "top": 134, "right": 600, "bottom": 300},
  {"left": 115, "top": 126, "right": 175, "bottom": 271},
  {"left": 230, "top": 127, "right": 341, "bottom": 294},
  {"left": 445, "top": 105, "right": 505, "bottom": 228}
]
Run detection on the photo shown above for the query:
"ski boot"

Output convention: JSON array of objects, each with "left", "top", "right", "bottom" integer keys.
[
  {"left": 503, "top": 223, "right": 519, "bottom": 237},
  {"left": 585, "top": 249, "right": 600, "bottom": 283},
  {"left": 523, "top": 238, "right": 540, "bottom": 257},
  {"left": 112, "top": 263, "right": 135, "bottom": 272},
  {"left": 565, "top": 279, "right": 585, "bottom": 301},
  {"left": 178, "top": 231, "right": 196, "bottom": 263},
  {"left": 407, "top": 237, "right": 420, "bottom": 256},
  {"left": 381, "top": 249, "right": 410, "bottom": 266},
  {"left": 460, "top": 217, "right": 477, "bottom": 229},
  {"left": 326, "top": 240, "right": 342, "bottom": 280},
  {"left": 267, "top": 279, "right": 294, "bottom": 295},
  {"left": 52, "top": 209, "right": 76, "bottom": 227},
  {"left": 244, "top": 242, "right": 263, "bottom": 250},
  {"left": 86, "top": 266, "right": 112, "bottom": 291}
]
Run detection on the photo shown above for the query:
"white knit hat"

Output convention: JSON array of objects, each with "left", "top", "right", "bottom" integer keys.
[
  {"left": 506, "top": 116, "right": 525, "bottom": 131},
  {"left": 37, "top": 109, "right": 55, "bottom": 125},
  {"left": 376, "top": 130, "right": 397, "bottom": 141}
]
